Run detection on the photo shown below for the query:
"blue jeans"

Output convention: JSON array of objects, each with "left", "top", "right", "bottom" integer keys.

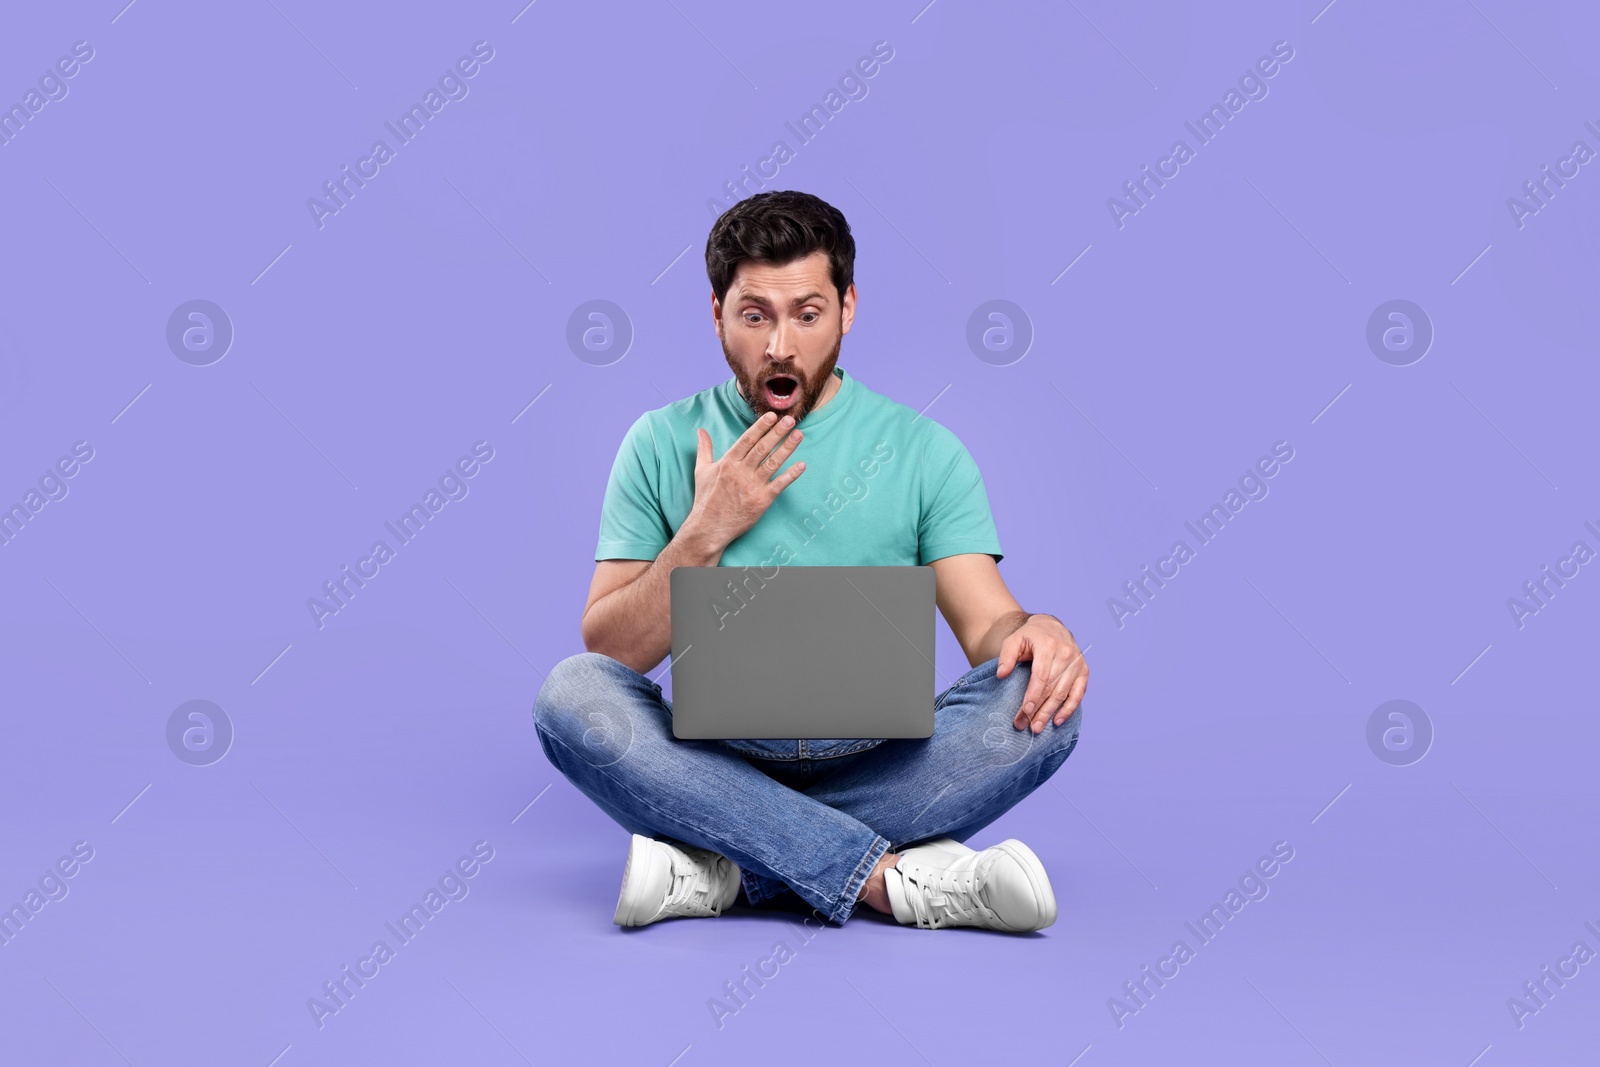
[{"left": 532, "top": 652, "right": 1082, "bottom": 924}]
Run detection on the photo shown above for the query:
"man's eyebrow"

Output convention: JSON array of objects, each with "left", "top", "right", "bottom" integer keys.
[{"left": 736, "top": 289, "right": 831, "bottom": 307}]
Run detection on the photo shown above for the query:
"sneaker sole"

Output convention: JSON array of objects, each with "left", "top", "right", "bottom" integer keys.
[
  {"left": 993, "top": 839, "right": 1058, "bottom": 931},
  {"left": 613, "top": 834, "right": 668, "bottom": 927}
]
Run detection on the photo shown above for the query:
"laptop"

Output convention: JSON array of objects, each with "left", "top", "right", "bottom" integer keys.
[{"left": 668, "top": 565, "right": 936, "bottom": 740}]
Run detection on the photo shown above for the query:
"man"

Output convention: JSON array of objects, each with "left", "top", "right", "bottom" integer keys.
[{"left": 534, "top": 190, "right": 1089, "bottom": 932}]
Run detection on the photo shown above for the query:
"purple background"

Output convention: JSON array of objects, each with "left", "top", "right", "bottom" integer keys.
[{"left": 2, "top": 0, "right": 1596, "bottom": 1063}]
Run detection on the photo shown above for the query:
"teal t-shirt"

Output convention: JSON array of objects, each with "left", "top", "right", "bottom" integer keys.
[{"left": 595, "top": 366, "right": 1003, "bottom": 569}]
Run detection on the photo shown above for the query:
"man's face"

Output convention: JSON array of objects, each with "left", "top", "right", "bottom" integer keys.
[{"left": 713, "top": 250, "right": 856, "bottom": 423}]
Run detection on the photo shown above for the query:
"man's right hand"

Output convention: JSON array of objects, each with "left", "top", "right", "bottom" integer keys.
[{"left": 684, "top": 411, "right": 806, "bottom": 550}]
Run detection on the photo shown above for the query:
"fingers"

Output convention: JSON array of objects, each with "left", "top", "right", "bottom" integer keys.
[
  {"left": 1033, "top": 669, "right": 1072, "bottom": 733},
  {"left": 757, "top": 423, "right": 803, "bottom": 479},
  {"left": 1014, "top": 647, "right": 1052, "bottom": 730},
  {"left": 1028, "top": 659, "right": 1064, "bottom": 733},
  {"left": 995, "top": 633, "right": 1022, "bottom": 679},
  {"left": 1015, "top": 644, "right": 1091, "bottom": 732},
  {"left": 1051, "top": 652, "right": 1090, "bottom": 726},
  {"left": 731, "top": 411, "right": 780, "bottom": 461},
  {"left": 1054, "top": 671, "right": 1089, "bottom": 726},
  {"left": 768, "top": 458, "right": 806, "bottom": 494},
  {"left": 695, "top": 428, "right": 712, "bottom": 470},
  {"left": 747, "top": 413, "right": 797, "bottom": 468}
]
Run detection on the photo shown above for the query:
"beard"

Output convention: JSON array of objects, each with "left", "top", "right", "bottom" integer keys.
[{"left": 723, "top": 327, "right": 842, "bottom": 424}]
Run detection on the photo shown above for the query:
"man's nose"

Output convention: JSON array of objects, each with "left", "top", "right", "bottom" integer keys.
[{"left": 766, "top": 318, "right": 797, "bottom": 360}]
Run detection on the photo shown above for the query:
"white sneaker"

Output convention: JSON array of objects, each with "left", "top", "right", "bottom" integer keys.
[
  {"left": 882, "top": 837, "right": 1058, "bottom": 932},
  {"left": 613, "top": 834, "right": 742, "bottom": 927}
]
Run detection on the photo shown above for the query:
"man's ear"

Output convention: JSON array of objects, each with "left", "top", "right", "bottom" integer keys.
[
  {"left": 840, "top": 283, "right": 857, "bottom": 336},
  {"left": 711, "top": 291, "right": 724, "bottom": 339}
]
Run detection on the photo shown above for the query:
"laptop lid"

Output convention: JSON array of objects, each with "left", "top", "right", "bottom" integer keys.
[{"left": 668, "top": 565, "right": 936, "bottom": 740}]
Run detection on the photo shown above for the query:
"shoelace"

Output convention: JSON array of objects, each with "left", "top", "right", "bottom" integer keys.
[
  {"left": 900, "top": 858, "right": 992, "bottom": 929},
  {"left": 661, "top": 852, "right": 727, "bottom": 917}
]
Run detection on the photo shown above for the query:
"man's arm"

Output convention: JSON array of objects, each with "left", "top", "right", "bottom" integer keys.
[
  {"left": 580, "top": 532, "right": 720, "bottom": 676},
  {"left": 929, "top": 553, "right": 1089, "bottom": 733},
  {"left": 581, "top": 411, "right": 807, "bottom": 675},
  {"left": 929, "top": 553, "right": 1028, "bottom": 666}
]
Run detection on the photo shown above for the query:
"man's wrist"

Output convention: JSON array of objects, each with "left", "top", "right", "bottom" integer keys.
[
  {"left": 671, "top": 514, "right": 726, "bottom": 566},
  {"left": 987, "top": 609, "right": 1032, "bottom": 645}
]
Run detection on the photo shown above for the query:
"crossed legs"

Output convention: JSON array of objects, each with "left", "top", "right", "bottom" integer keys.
[{"left": 533, "top": 651, "right": 1082, "bottom": 924}]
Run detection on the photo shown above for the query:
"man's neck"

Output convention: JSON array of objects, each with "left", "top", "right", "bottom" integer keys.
[{"left": 812, "top": 368, "right": 841, "bottom": 411}]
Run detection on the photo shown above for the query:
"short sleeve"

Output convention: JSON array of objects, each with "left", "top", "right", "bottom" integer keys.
[
  {"left": 917, "top": 424, "right": 1004, "bottom": 565},
  {"left": 594, "top": 414, "right": 672, "bottom": 561}
]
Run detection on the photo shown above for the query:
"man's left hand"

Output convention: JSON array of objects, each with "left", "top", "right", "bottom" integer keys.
[{"left": 996, "top": 614, "right": 1089, "bottom": 733}]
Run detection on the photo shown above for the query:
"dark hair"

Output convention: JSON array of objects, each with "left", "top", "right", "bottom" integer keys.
[{"left": 705, "top": 190, "right": 855, "bottom": 307}]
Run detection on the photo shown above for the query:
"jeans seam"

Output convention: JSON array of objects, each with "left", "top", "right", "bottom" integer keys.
[
  {"left": 814, "top": 739, "right": 881, "bottom": 758},
  {"left": 533, "top": 716, "right": 564, "bottom": 774},
  {"left": 721, "top": 740, "right": 800, "bottom": 761},
  {"left": 725, "top": 738, "right": 883, "bottom": 761},
  {"left": 934, "top": 671, "right": 976, "bottom": 712},
  {"left": 538, "top": 727, "right": 855, "bottom": 913}
]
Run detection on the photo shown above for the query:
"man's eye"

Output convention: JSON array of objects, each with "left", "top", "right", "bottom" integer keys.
[{"left": 801, "top": 313, "right": 818, "bottom": 323}]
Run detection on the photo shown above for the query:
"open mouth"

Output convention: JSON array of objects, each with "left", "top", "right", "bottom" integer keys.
[{"left": 763, "top": 373, "right": 800, "bottom": 411}]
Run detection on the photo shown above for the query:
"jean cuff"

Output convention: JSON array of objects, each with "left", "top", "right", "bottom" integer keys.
[
  {"left": 740, "top": 868, "right": 788, "bottom": 906},
  {"left": 826, "top": 833, "right": 892, "bottom": 925}
]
